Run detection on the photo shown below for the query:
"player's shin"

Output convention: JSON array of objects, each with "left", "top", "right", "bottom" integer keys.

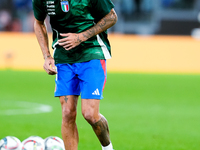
[{"left": 90, "top": 115, "right": 112, "bottom": 147}]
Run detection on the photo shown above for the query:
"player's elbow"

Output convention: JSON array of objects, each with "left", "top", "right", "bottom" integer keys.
[
  {"left": 113, "top": 13, "right": 118, "bottom": 26},
  {"left": 110, "top": 9, "right": 118, "bottom": 26}
]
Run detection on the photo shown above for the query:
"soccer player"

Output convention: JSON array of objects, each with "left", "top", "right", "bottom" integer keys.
[{"left": 32, "top": 0, "right": 117, "bottom": 150}]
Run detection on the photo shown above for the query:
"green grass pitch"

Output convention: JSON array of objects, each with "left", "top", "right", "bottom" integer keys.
[{"left": 0, "top": 70, "right": 200, "bottom": 150}]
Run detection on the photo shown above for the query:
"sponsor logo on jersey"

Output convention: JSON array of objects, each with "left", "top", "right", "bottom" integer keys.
[
  {"left": 46, "top": 1, "right": 56, "bottom": 15},
  {"left": 47, "top": 5, "right": 55, "bottom": 8},
  {"left": 60, "top": 0, "right": 69, "bottom": 12},
  {"left": 48, "top": 12, "right": 56, "bottom": 15},
  {"left": 47, "top": 1, "right": 54, "bottom": 4}
]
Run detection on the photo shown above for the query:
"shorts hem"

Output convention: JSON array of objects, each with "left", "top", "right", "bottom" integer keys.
[
  {"left": 81, "top": 96, "right": 103, "bottom": 100},
  {"left": 54, "top": 93, "right": 80, "bottom": 97}
]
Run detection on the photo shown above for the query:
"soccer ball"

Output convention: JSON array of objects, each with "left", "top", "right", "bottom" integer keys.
[
  {"left": 44, "top": 136, "right": 64, "bottom": 150},
  {"left": 22, "top": 136, "right": 44, "bottom": 150},
  {"left": 0, "top": 136, "right": 22, "bottom": 150}
]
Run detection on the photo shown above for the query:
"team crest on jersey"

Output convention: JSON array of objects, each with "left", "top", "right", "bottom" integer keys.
[{"left": 60, "top": 0, "right": 69, "bottom": 12}]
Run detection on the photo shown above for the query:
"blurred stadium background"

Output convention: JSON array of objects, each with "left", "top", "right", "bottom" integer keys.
[{"left": 1, "top": 0, "right": 200, "bottom": 150}]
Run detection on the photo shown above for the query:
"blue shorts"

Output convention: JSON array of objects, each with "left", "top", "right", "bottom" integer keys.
[{"left": 54, "top": 59, "right": 107, "bottom": 99}]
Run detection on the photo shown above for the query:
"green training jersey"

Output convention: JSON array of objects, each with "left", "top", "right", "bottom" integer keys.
[{"left": 32, "top": 0, "right": 114, "bottom": 64}]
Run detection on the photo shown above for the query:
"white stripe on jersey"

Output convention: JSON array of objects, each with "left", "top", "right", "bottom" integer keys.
[
  {"left": 53, "top": 41, "right": 58, "bottom": 49},
  {"left": 97, "top": 34, "right": 111, "bottom": 59},
  {"left": 52, "top": 28, "right": 59, "bottom": 57}
]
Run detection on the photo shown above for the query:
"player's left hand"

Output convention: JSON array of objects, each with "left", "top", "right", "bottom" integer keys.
[{"left": 58, "top": 33, "right": 83, "bottom": 51}]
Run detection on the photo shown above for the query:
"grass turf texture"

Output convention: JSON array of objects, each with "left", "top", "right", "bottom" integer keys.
[{"left": 0, "top": 70, "right": 200, "bottom": 150}]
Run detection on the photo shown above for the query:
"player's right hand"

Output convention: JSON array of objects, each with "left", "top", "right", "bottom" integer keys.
[{"left": 43, "top": 57, "right": 57, "bottom": 75}]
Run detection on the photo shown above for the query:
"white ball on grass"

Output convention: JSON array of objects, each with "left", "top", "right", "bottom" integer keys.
[
  {"left": 0, "top": 136, "right": 22, "bottom": 150},
  {"left": 22, "top": 136, "right": 44, "bottom": 150},
  {"left": 44, "top": 136, "right": 65, "bottom": 150}
]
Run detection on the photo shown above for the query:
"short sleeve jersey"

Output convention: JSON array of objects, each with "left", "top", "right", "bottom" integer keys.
[{"left": 32, "top": 0, "right": 114, "bottom": 64}]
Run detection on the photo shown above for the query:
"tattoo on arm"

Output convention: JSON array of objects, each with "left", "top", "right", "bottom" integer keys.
[
  {"left": 96, "top": 10, "right": 117, "bottom": 32},
  {"left": 64, "top": 96, "right": 68, "bottom": 103},
  {"left": 82, "top": 28, "right": 95, "bottom": 40},
  {"left": 81, "top": 9, "right": 117, "bottom": 41},
  {"left": 75, "top": 34, "right": 83, "bottom": 44},
  {"left": 110, "top": 10, "right": 118, "bottom": 23},
  {"left": 98, "top": 18, "right": 106, "bottom": 30}
]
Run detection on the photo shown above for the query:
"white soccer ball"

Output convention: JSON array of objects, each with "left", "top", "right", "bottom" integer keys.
[
  {"left": 0, "top": 136, "right": 22, "bottom": 150},
  {"left": 22, "top": 136, "right": 44, "bottom": 150},
  {"left": 44, "top": 136, "right": 65, "bottom": 150}
]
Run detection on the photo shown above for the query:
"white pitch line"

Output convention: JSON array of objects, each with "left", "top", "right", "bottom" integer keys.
[{"left": 0, "top": 101, "right": 53, "bottom": 115}]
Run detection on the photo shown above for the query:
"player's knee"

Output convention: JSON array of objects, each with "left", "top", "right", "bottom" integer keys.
[
  {"left": 82, "top": 109, "right": 97, "bottom": 124},
  {"left": 62, "top": 107, "right": 76, "bottom": 124}
]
